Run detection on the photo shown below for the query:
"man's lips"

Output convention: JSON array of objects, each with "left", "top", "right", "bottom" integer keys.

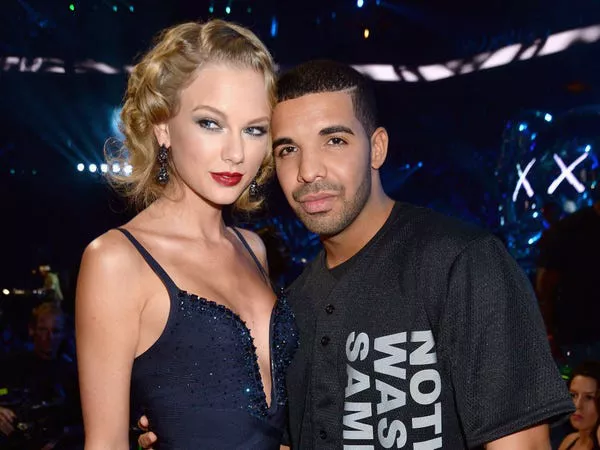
[
  {"left": 297, "top": 193, "right": 337, "bottom": 214},
  {"left": 211, "top": 172, "right": 243, "bottom": 187}
]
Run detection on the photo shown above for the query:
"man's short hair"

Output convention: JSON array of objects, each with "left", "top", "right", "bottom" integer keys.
[{"left": 277, "top": 60, "right": 379, "bottom": 136}]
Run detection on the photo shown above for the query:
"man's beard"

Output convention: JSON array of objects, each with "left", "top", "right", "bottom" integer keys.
[{"left": 292, "top": 171, "right": 371, "bottom": 237}]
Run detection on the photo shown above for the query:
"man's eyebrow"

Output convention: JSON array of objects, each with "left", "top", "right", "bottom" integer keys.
[
  {"left": 319, "top": 125, "right": 355, "bottom": 136},
  {"left": 272, "top": 137, "right": 295, "bottom": 149}
]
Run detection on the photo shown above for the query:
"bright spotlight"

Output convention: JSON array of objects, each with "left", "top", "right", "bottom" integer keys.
[
  {"left": 544, "top": 113, "right": 553, "bottom": 122},
  {"left": 112, "top": 163, "right": 121, "bottom": 173},
  {"left": 77, "top": 163, "right": 85, "bottom": 172},
  {"left": 89, "top": 164, "right": 97, "bottom": 173},
  {"left": 100, "top": 164, "right": 108, "bottom": 173},
  {"left": 357, "top": 0, "right": 364, "bottom": 7},
  {"left": 2, "top": 289, "right": 9, "bottom": 295},
  {"left": 124, "top": 164, "right": 133, "bottom": 176}
]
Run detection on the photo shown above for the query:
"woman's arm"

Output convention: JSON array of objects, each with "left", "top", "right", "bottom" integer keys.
[{"left": 76, "top": 233, "right": 143, "bottom": 450}]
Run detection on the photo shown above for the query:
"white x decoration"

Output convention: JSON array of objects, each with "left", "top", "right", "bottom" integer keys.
[
  {"left": 512, "top": 159, "right": 536, "bottom": 202},
  {"left": 547, "top": 153, "right": 588, "bottom": 195}
]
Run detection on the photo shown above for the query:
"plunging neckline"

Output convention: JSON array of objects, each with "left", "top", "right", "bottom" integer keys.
[
  {"left": 179, "top": 288, "right": 279, "bottom": 412},
  {"left": 116, "top": 226, "right": 278, "bottom": 412}
]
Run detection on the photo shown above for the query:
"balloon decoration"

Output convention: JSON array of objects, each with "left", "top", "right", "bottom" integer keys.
[{"left": 496, "top": 106, "right": 600, "bottom": 271}]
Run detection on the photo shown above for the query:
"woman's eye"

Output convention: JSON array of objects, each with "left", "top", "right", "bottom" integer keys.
[
  {"left": 197, "top": 119, "right": 221, "bottom": 130},
  {"left": 245, "top": 126, "right": 268, "bottom": 137}
]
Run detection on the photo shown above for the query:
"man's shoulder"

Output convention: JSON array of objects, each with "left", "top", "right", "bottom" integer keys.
[{"left": 388, "top": 202, "right": 492, "bottom": 259}]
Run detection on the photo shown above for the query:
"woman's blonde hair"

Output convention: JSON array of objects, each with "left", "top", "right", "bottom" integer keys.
[{"left": 108, "top": 20, "right": 276, "bottom": 212}]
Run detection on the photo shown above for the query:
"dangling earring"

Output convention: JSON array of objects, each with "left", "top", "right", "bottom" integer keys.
[
  {"left": 249, "top": 179, "right": 259, "bottom": 199},
  {"left": 157, "top": 144, "right": 169, "bottom": 185}
]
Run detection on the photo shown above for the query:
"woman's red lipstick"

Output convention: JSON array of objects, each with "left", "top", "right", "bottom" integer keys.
[{"left": 211, "top": 172, "right": 243, "bottom": 187}]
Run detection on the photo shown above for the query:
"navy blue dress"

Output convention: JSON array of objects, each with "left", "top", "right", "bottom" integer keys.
[{"left": 117, "top": 228, "right": 298, "bottom": 449}]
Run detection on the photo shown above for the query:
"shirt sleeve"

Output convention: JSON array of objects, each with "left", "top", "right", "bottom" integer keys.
[{"left": 440, "top": 235, "right": 574, "bottom": 448}]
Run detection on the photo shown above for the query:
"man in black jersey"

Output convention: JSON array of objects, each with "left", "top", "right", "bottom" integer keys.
[{"left": 139, "top": 60, "right": 574, "bottom": 449}]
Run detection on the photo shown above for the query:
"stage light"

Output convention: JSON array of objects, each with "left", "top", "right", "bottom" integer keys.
[
  {"left": 69, "top": 4, "right": 75, "bottom": 11},
  {"left": 112, "top": 5, "right": 118, "bottom": 12},
  {"left": 112, "top": 163, "right": 121, "bottom": 173},
  {"left": 89, "top": 164, "right": 97, "bottom": 173},
  {"left": 271, "top": 17, "right": 278, "bottom": 37},
  {"left": 531, "top": 132, "right": 537, "bottom": 140},
  {"left": 124, "top": 164, "right": 133, "bottom": 176},
  {"left": 518, "top": 123, "right": 528, "bottom": 132},
  {"left": 247, "top": 7, "right": 252, "bottom": 13},
  {"left": 9, "top": 169, "right": 15, "bottom": 175},
  {"left": 357, "top": 0, "right": 364, "bottom": 7},
  {"left": 77, "top": 163, "right": 84, "bottom": 172},
  {"left": 2, "top": 289, "right": 9, "bottom": 296},
  {"left": 32, "top": 169, "right": 37, "bottom": 175},
  {"left": 585, "top": 145, "right": 592, "bottom": 152},
  {"left": 544, "top": 113, "right": 553, "bottom": 122},
  {"left": 129, "top": 6, "right": 134, "bottom": 12},
  {"left": 225, "top": 6, "right": 231, "bottom": 14},
  {"left": 100, "top": 164, "right": 108, "bottom": 173},
  {"left": 364, "top": 28, "right": 370, "bottom": 38},
  {"left": 528, "top": 232, "right": 542, "bottom": 245},
  {"left": 209, "top": 5, "right": 214, "bottom": 13}
]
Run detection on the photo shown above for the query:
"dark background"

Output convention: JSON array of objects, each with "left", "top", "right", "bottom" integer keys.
[{"left": 1, "top": 0, "right": 599, "bottom": 296}]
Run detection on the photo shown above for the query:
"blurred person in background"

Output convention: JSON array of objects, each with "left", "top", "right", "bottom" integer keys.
[
  {"left": 0, "top": 302, "right": 82, "bottom": 449},
  {"left": 537, "top": 193, "right": 600, "bottom": 367},
  {"left": 559, "top": 361, "right": 600, "bottom": 450},
  {"left": 38, "top": 264, "right": 64, "bottom": 303}
]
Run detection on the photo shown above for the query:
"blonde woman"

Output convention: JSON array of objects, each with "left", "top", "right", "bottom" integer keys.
[{"left": 76, "top": 20, "right": 298, "bottom": 449}]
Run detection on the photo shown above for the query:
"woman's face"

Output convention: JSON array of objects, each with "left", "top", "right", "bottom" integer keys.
[
  {"left": 156, "top": 63, "right": 271, "bottom": 206},
  {"left": 569, "top": 375, "right": 599, "bottom": 432}
]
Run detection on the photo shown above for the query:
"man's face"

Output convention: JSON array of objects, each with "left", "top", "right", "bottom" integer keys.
[
  {"left": 272, "top": 91, "right": 373, "bottom": 236},
  {"left": 30, "top": 313, "right": 65, "bottom": 360}
]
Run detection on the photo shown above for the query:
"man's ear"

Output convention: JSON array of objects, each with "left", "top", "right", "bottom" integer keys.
[
  {"left": 370, "top": 127, "right": 389, "bottom": 170},
  {"left": 153, "top": 123, "right": 170, "bottom": 148}
]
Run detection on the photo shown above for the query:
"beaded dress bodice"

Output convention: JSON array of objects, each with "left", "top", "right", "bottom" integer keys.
[{"left": 118, "top": 228, "right": 299, "bottom": 449}]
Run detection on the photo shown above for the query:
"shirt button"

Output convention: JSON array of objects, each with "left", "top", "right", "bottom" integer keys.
[
  {"left": 319, "top": 430, "right": 327, "bottom": 440},
  {"left": 325, "top": 304, "right": 335, "bottom": 314},
  {"left": 321, "top": 336, "right": 330, "bottom": 346}
]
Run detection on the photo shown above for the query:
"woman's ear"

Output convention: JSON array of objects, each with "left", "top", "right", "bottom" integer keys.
[{"left": 153, "top": 123, "right": 170, "bottom": 148}]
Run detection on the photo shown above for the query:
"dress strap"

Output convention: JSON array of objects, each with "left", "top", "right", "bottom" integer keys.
[
  {"left": 116, "top": 228, "right": 178, "bottom": 293},
  {"left": 566, "top": 437, "right": 579, "bottom": 450},
  {"left": 230, "top": 227, "right": 270, "bottom": 285}
]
